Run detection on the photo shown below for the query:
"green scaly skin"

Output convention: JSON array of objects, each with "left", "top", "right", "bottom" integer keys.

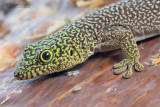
[{"left": 14, "top": 0, "right": 160, "bottom": 80}]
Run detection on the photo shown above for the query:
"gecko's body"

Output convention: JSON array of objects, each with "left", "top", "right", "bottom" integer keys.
[{"left": 14, "top": 0, "right": 160, "bottom": 80}]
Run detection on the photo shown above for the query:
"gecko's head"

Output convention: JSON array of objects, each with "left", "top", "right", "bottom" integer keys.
[{"left": 14, "top": 37, "right": 83, "bottom": 80}]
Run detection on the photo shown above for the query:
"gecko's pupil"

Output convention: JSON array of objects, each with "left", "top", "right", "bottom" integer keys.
[{"left": 42, "top": 52, "right": 51, "bottom": 60}]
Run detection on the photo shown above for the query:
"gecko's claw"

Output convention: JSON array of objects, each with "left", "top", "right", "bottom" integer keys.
[{"left": 113, "top": 59, "right": 144, "bottom": 79}]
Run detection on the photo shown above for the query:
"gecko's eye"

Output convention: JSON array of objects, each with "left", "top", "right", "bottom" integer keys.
[{"left": 40, "top": 50, "right": 53, "bottom": 63}]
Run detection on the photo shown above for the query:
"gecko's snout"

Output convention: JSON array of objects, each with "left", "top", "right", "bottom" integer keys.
[
  {"left": 14, "top": 69, "right": 22, "bottom": 80},
  {"left": 14, "top": 68, "right": 27, "bottom": 80}
]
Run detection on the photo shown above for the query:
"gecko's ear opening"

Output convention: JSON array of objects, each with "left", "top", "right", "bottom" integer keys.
[{"left": 70, "top": 49, "right": 73, "bottom": 56}]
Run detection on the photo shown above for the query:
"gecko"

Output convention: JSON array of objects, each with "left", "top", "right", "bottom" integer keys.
[{"left": 14, "top": 0, "right": 160, "bottom": 80}]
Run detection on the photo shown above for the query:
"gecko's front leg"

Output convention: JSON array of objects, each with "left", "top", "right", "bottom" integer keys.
[{"left": 112, "top": 29, "right": 144, "bottom": 78}]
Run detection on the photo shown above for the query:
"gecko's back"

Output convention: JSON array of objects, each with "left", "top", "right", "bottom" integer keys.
[{"left": 80, "top": 0, "right": 160, "bottom": 42}]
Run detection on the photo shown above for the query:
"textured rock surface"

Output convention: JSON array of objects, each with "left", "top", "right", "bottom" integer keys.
[{"left": 0, "top": 0, "right": 160, "bottom": 107}]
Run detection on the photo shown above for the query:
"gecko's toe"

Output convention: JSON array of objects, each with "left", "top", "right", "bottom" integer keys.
[
  {"left": 113, "top": 65, "right": 127, "bottom": 75},
  {"left": 122, "top": 69, "right": 133, "bottom": 79},
  {"left": 113, "top": 59, "right": 133, "bottom": 78},
  {"left": 113, "top": 59, "right": 129, "bottom": 68},
  {"left": 113, "top": 58, "right": 143, "bottom": 79},
  {"left": 122, "top": 62, "right": 133, "bottom": 79},
  {"left": 134, "top": 61, "right": 144, "bottom": 72}
]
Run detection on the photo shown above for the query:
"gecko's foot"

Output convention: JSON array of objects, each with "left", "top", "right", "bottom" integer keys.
[{"left": 113, "top": 59, "right": 144, "bottom": 79}]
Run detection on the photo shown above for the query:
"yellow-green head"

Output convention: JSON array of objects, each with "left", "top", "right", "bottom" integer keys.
[{"left": 14, "top": 32, "right": 89, "bottom": 80}]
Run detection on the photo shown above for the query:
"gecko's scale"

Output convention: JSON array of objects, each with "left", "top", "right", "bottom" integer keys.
[{"left": 14, "top": 0, "right": 160, "bottom": 80}]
